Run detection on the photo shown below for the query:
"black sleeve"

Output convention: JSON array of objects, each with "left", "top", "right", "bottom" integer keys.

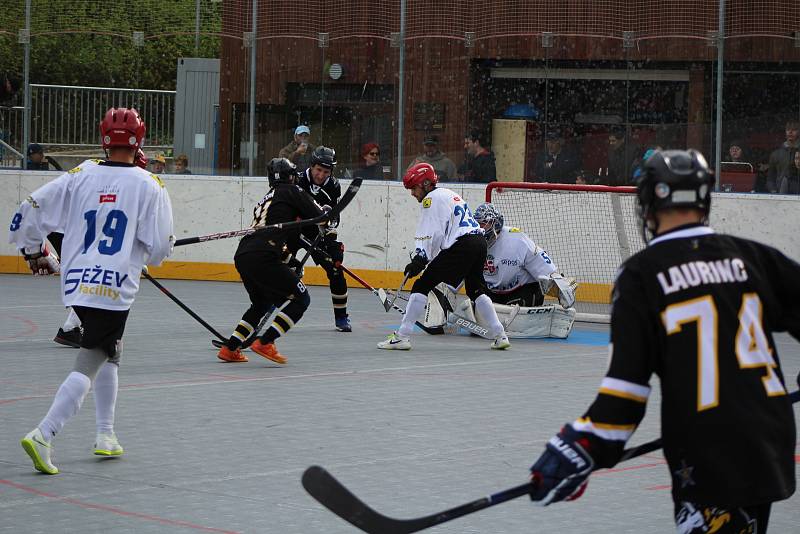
[{"left": 292, "top": 186, "right": 325, "bottom": 221}]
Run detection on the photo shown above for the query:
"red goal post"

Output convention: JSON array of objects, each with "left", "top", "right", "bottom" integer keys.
[{"left": 485, "top": 182, "right": 644, "bottom": 322}]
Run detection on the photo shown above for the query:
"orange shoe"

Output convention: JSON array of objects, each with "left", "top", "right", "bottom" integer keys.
[
  {"left": 250, "top": 339, "right": 287, "bottom": 364},
  {"left": 217, "top": 346, "right": 248, "bottom": 362}
]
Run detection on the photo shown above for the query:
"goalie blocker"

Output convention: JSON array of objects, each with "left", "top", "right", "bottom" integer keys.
[{"left": 421, "top": 284, "right": 576, "bottom": 339}]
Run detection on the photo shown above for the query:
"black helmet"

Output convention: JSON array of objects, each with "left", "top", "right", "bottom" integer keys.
[
  {"left": 637, "top": 149, "right": 714, "bottom": 235},
  {"left": 311, "top": 146, "right": 337, "bottom": 170},
  {"left": 267, "top": 157, "right": 298, "bottom": 187}
]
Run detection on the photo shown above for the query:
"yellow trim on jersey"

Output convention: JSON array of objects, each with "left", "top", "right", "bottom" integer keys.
[
  {"left": 575, "top": 418, "right": 636, "bottom": 431},
  {"left": 598, "top": 387, "right": 648, "bottom": 403},
  {"left": 508, "top": 227, "right": 521, "bottom": 233},
  {"left": 573, "top": 417, "right": 636, "bottom": 441},
  {"left": 150, "top": 174, "right": 165, "bottom": 187}
]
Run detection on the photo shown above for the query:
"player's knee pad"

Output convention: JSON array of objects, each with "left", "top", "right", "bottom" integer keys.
[{"left": 73, "top": 347, "right": 110, "bottom": 380}]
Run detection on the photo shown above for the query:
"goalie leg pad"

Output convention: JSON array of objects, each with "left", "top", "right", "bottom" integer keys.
[{"left": 504, "top": 305, "right": 576, "bottom": 339}]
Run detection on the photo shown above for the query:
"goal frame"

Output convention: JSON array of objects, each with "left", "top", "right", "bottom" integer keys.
[{"left": 486, "top": 182, "right": 639, "bottom": 323}]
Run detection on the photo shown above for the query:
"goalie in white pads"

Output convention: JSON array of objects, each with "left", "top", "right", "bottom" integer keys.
[{"left": 421, "top": 203, "right": 577, "bottom": 339}]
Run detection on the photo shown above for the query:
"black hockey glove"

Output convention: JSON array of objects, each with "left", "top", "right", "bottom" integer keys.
[
  {"left": 404, "top": 254, "right": 428, "bottom": 278},
  {"left": 529, "top": 424, "right": 594, "bottom": 506}
]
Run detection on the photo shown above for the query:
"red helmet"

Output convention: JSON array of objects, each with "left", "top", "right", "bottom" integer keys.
[
  {"left": 99, "top": 107, "right": 146, "bottom": 150},
  {"left": 403, "top": 162, "right": 438, "bottom": 189},
  {"left": 134, "top": 149, "right": 148, "bottom": 169}
]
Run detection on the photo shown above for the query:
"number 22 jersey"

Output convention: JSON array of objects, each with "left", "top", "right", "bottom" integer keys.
[
  {"left": 413, "top": 187, "right": 482, "bottom": 262},
  {"left": 9, "top": 159, "right": 174, "bottom": 311}
]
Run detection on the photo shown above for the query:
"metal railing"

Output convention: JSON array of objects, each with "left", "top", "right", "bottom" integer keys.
[{"left": 0, "top": 85, "right": 175, "bottom": 160}]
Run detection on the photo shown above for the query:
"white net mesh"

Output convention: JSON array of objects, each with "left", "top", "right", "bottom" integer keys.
[{"left": 488, "top": 183, "right": 646, "bottom": 319}]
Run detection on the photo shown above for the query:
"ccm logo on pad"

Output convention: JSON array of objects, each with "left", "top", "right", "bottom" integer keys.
[{"left": 99, "top": 194, "right": 117, "bottom": 203}]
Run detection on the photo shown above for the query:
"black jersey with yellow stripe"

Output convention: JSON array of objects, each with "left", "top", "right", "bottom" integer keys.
[{"left": 579, "top": 223, "right": 798, "bottom": 506}]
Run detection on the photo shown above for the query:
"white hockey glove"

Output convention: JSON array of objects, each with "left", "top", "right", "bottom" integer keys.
[
  {"left": 23, "top": 242, "right": 60, "bottom": 275},
  {"left": 539, "top": 273, "right": 577, "bottom": 309}
]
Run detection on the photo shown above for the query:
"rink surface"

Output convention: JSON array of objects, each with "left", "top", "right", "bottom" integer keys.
[{"left": 1, "top": 273, "right": 798, "bottom": 534}]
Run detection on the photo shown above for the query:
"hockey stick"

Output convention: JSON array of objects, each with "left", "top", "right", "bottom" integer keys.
[
  {"left": 295, "top": 233, "right": 407, "bottom": 315},
  {"left": 142, "top": 269, "right": 227, "bottom": 341},
  {"left": 210, "top": 233, "right": 323, "bottom": 349},
  {"left": 304, "top": 388, "right": 800, "bottom": 533},
  {"left": 174, "top": 178, "right": 363, "bottom": 247},
  {"left": 383, "top": 273, "right": 409, "bottom": 312}
]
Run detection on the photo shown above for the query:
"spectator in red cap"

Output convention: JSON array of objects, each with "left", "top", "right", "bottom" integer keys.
[{"left": 353, "top": 142, "right": 384, "bottom": 180}]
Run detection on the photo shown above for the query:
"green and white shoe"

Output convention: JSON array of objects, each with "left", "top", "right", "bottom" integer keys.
[
  {"left": 377, "top": 332, "right": 411, "bottom": 350},
  {"left": 21, "top": 428, "right": 59, "bottom": 474},
  {"left": 94, "top": 432, "right": 124, "bottom": 456},
  {"left": 491, "top": 334, "right": 511, "bottom": 350}
]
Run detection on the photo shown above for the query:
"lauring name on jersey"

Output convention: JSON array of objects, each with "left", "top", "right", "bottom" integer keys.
[
  {"left": 8, "top": 159, "right": 174, "bottom": 311},
  {"left": 575, "top": 224, "right": 799, "bottom": 506},
  {"left": 483, "top": 226, "right": 557, "bottom": 292},
  {"left": 413, "top": 187, "right": 482, "bottom": 262}
]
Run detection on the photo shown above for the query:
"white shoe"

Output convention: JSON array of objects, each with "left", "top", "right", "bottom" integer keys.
[
  {"left": 491, "top": 334, "right": 511, "bottom": 350},
  {"left": 21, "top": 428, "right": 59, "bottom": 474},
  {"left": 94, "top": 432, "right": 124, "bottom": 456},
  {"left": 377, "top": 332, "right": 411, "bottom": 350}
]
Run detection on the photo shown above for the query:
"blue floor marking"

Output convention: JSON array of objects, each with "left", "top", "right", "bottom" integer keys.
[{"left": 382, "top": 325, "right": 609, "bottom": 346}]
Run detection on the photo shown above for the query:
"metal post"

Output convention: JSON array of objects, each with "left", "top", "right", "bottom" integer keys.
[
  {"left": 395, "top": 0, "right": 406, "bottom": 180},
  {"left": 22, "top": 0, "right": 31, "bottom": 170},
  {"left": 713, "top": 0, "right": 725, "bottom": 190},
  {"left": 248, "top": 0, "right": 257, "bottom": 176},
  {"left": 195, "top": 0, "right": 201, "bottom": 56}
]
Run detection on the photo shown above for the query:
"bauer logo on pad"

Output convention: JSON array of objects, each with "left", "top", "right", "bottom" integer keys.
[{"left": 99, "top": 194, "right": 117, "bottom": 203}]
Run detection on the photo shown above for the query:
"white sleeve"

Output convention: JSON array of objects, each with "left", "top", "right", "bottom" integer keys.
[
  {"left": 137, "top": 184, "right": 175, "bottom": 266},
  {"left": 413, "top": 198, "right": 447, "bottom": 261},
  {"left": 522, "top": 234, "right": 557, "bottom": 279},
  {"left": 8, "top": 172, "right": 71, "bottom": 253}
]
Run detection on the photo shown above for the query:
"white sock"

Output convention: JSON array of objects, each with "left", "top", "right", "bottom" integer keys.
[
  {"left": 63, "top": 308, "right": 81, "bottom": 330},
  {"left": 39, "top": 371, "right": 92, "bottom": 441},
  {"left": 474, "top": 295, "right": 506, "bottom": 338},
  {"left": 93, "top": 362, "right": 119, "bottom": 435},
  {"left": 398, "top": 292, "right": 427, "bottom": 337}
]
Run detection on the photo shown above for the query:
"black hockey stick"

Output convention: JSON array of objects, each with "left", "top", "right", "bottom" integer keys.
[
  {"left": 174, "top": 178, "right": 363, "bottom": 247},
  {"left": 210, "top": 233, "right": 323, "bottom": 349},
  {"left": 304, "top": 388, "right": 800, "bottom": 533},
  {"left": 142, "top": 269, "right": 227, "bottom": 341}
]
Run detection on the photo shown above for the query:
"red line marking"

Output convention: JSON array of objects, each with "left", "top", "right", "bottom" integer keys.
[
  {"left": 593, "top": 461, "right": 666, "bottom": 476},
  {"left": 795, "top": 455, "right": 800, "bottom": 464},
  {"left": 0, "top": 315, "right": 39, "bottom": 340},
  {"left": 0, "top": 479, "right": 240, "bottom": 533},
  {"left": 645, "top": 484, "right": 672, "bottom": 491}
]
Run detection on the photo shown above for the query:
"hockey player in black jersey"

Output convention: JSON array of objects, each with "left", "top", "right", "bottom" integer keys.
[
  {"left": 217, "top": 157, "right": 324, "bottom": 364},
  {"left": 297, "top": 146, "right": 352, "bottom": 332},
  {"left": 528, "top": 149, "right": 798, "bottom": 533}
]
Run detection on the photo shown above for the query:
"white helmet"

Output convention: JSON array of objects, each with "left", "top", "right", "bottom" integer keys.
[{"left": 474, "top": 203, "right": 504, "bottom": 247}]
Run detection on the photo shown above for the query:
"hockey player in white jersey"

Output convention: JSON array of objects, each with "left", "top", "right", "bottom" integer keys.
[
  {"left": 377, "top": 162, "right": 510, "bottom": 350},
  {"left": 9, "top": 107, "right": 174, "bottom": 474},
  {"left": 421, "top": 203, "right": 577, "bottom": 339}
]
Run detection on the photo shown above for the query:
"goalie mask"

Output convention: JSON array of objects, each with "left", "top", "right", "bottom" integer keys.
[
  {"left": 474, "top": 203, "right": 504, "bottom": 247},
  {"left": 267, "top": 157, "right": 298, "bottom": 187},
  {"left": 636, "top": 149, "right": 714, "bottom": 239}
]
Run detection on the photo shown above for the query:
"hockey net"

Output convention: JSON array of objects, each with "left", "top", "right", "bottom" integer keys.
[{"left": 486, "top": 183, "right": 645, "bottom": 322}]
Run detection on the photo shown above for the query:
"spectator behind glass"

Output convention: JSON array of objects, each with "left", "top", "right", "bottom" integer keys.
[
  {"left": 767, "top": 120, "right": 800, "bottom": 192},
  {"left": 408, "top": 135, "right": 457, "bottom": 181},
  {"left": 778, "top": 150, "right": 800, "bottom": 194},
  {"left": 600, "top": 127, "right": 638, "bottom": 186},
  {"left": 530, "top": 130, "right": 581, "bottom": 183},
  {"left": 26, "top": 143, "right": 49, "bottom": 171},
  {"left": 173, "top": 154, "right": 192, "bottom": 174},
  {"left": 353, "top": 142, "right": 384, "bottom": 180},
  {"left": 460, "top": 130, "right": 496, "bottom": 183},
  {"left": 151, "top": 153, "right": 166, "bottom": 174},
  {"left": 279, "top": 125, "right": 315, "bottom": 172}
]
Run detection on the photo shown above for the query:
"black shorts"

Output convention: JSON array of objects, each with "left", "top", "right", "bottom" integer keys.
[
  {"left": 412, "top": 233, "right": 488, "bottom": 301},
  {"left": 72, "top": 306, "right": 129, "bottom": 359},
  {"left": 235, "top": 251, "right": 306, "bottom": 306},
  {"left": 674, "top": 501, "right": 771, "bottom": 534},
  {"left": 488, "top": 282, "right": 544, "bottom": 307}
]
